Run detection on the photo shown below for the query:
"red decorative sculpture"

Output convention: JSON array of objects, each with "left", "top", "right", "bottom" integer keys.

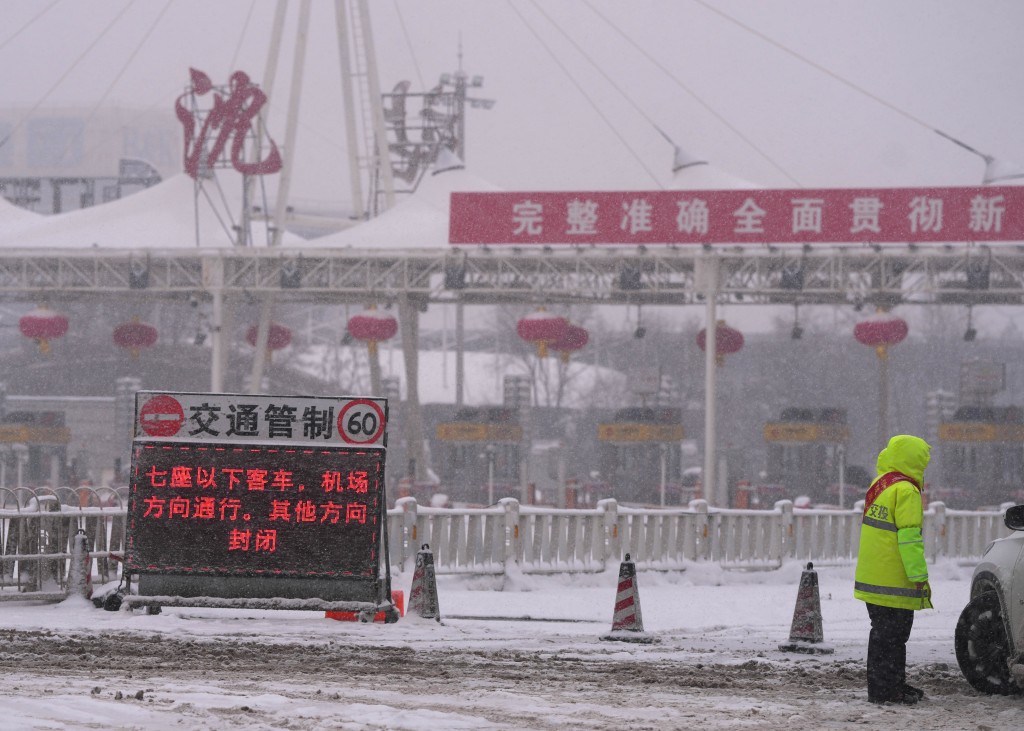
[{"left": 175, "top": 68, "right": 282, "bottom": 179}]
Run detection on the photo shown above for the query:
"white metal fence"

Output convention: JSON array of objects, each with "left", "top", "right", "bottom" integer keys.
[
  {"left": 385, "top": 497, "right": 1015, "bottom": 575},
  {"left": 1, "top": 489, "right": 1015, "bottom": 602}
]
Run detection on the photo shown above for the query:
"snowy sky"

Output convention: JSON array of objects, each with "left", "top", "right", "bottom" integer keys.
[{"left": 1, "top": 0, "right": 1021, "bottom": 204}]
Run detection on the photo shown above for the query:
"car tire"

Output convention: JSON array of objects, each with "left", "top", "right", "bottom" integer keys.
[{"left": 955, "top": 591, "right": 1019, "bottom": 695}]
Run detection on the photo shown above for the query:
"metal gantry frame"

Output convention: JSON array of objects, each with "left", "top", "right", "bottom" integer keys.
[
  {"left": 1, "top": 242, "right": 1018, "bottom": 506},
  {"left": 0, "top": 244, "right": 1018, "bottom": 307}
]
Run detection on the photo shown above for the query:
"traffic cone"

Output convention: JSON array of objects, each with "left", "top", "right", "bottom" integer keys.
[
  {"left": 407, "top": 544, "right": 441, "bottom": 621},
  {"left": 600, "top": 553, "right": 658, "bottom": 644},
  {"left": 778, "top": 562, "right": 834, "bottom": 654}
]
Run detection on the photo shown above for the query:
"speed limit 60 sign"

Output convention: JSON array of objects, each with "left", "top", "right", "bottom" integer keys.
[
  {"left": 339, "top": 399, "right": 386, "bottom": 445},
  {"left": 134, "top": 391, "right": 388, "bottom": 448}
]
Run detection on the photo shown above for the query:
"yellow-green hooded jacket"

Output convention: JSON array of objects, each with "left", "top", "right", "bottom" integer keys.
[{"left": 854, "top": 435, "right": 933, "bottom": 610}]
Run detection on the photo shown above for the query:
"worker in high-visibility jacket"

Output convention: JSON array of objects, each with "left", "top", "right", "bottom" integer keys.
[{"left": 854, "top": 434, "right": 932, "bottom": 705}]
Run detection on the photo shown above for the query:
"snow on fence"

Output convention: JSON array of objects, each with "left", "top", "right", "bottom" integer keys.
[{"left": 0, "top": 488, "right": 1016, "bottom": 603}]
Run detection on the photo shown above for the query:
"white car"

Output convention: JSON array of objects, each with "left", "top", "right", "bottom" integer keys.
[{"left": 955, "top": 504, "right": 1024, "bottom": 694}]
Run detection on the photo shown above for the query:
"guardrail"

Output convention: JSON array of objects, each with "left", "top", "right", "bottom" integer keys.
[
  {"left": 1, "top": 486, "right": 126, "bottom": 602},
  {"left": 1, "top": 489, "right": 1014, "bottom": 602},
  {"left": 387, "top": 497, "right": 1016, "bottom": 575}
]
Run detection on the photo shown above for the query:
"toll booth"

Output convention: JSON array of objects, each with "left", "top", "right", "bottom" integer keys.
[
  {"left": 763, "top": 407, "right": 849, "bottom": 504},
  {"left": 597, "top": 407, "right": 685, "bottom": 504},
  {"left": 433, "top": 407, "right": 522, "bottom": 503},
  {"left": 0, "top": 411, "right": 70, "bottom": 488},
  {"left": 938, "top": 406, "right": 1024, "bottom": 508}
]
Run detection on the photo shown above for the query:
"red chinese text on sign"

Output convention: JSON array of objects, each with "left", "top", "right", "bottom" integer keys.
[{"left": 448, "top": 186, "right": 1024, "bottom": 245}]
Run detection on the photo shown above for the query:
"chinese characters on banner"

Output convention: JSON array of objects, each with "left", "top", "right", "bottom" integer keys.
[
  {"left": 126, "top": 443, "right": 383, "bottom": 578},
  {"left": 448, "top": 186, "right": 1024, "bottom": 245}
]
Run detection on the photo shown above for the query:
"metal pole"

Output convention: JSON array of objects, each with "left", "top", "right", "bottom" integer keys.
[
  {"left": 355, "top": 0, "right": 396, "bottom": 210},
  {"left": 210, "top": 287, "right": 224, "bottom": 392},
  {"left": 660, "top": 443, "right": 667, "bottom": 507},
  {"left": 251, "top": 0, "right": 311, "bottom": 394},
  {"left": 838, "top": 444, "right": 846, "bottom": 509},
  {"left": 487, "top": 447, "right": 494, "bottom": 506},
  {"left": 879, "top": 347, "right": 890, "bottom": 451},
  {"left": 702, "top": 259, "right": 718, "bottom": 507},
  {"left": 455, "top": 300, "right": 465, "bottom": 407},
  {"left": 333, "top": 0, "right": 366, "bottom": 219},
  {"left": 270, "top": 0, "right": 311, "bottom": 247}
]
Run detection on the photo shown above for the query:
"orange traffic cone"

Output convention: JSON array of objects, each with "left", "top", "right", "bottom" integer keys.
[
  {"left": 600, "top": 553, "right": 658, "bottom": 644},
  {"left": 779, "top": 562, "right": 834, "bottom": 654},
  {"left": 408, "top": 544, "right": 441, "bottom": 622}
]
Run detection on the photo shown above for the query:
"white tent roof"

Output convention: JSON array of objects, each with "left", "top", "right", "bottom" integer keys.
[
  {"left": 667, "top": 145, "right": 761, "bottom": 190},
  {"left": 295, "top": 150, "right": 501, "bottom": 250},
  {"left": 0, "top": 173, "right": 303, "bottom": 250},
  {"left": 0, "top": 195, "right": 42, "bottom": 232}
]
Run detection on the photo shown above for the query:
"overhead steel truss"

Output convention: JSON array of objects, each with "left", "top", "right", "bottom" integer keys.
[{"left": 0, "top": 244, "right": 1019, "bottom": 308}]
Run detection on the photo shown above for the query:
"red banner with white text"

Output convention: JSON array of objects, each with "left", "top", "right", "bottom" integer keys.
[{"left": 448, "top": 186, "right": 1024, "bottom": 245}]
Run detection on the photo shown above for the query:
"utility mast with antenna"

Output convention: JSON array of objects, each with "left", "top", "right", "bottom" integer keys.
[{"left": 377, "top": 37, "right": 495, "bottom": 209}]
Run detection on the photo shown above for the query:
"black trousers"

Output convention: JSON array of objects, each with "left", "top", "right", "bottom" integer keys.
[{"left": 866, "top": 603, "right": 915, "bottom": 700}]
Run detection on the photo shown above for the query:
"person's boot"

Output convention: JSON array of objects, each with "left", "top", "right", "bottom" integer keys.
[
  {"left": 869, "top": 690, "right": 919, "bottom": 705},
  {"left": 902, "top": 683, "right": 925, "bottom": 701}
]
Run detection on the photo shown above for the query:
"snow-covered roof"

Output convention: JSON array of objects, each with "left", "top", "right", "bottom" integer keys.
[
  {"left": 667, "top": 145, "right": 761, "bottom": 190},
  {"left": 0, "top": 194, "right": 42, "bottom": 233},
  {"left": 293, "top": 346, "right": 628, "bottom": 409},
  {"left": 294, "top": 150, "right": 501, "bottom": 250},
  {"left": 0, "top": 173, "right": 303, "bottom": 250}
]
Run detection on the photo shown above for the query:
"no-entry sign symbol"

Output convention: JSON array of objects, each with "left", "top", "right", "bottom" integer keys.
[
  {"left": 338, "top": 399, "right": 386, "bottom": 445},
  {"left": 138, "top": 394, "right": 185, "bottom": 437}
]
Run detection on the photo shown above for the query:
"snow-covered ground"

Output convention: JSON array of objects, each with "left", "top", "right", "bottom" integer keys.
[{"left": 0, "top": 559, "right": 1019, "bottom": 730}]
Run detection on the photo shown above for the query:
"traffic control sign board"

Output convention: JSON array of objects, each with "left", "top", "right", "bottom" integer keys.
[
  {"left": 133, "top": 391, "right": 388, "bottom": 448},
  {"left": 125, "top": 391, "right": 396, "bottom": 616}
]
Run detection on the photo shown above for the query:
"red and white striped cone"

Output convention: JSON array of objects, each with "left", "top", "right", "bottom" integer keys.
[
  {"left": 779, "top": 562, "right": 834, "bottom": 654},
  {"left": 600, "top": 553, "right": 658, "bottom": 644},
  {"left": 407, "top": 544, "right": 441, "bottom": 622},
  {"left": 67, "top": 529, "right": 92, "bottom": 601}
]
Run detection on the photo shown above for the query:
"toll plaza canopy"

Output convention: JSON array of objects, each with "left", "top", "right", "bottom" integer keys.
[
  {"left": 0, "top": 173, "right": 304, "bottom": 250},
  {"left": 295, "top": 149, "right": 500, "bottom": 250}
]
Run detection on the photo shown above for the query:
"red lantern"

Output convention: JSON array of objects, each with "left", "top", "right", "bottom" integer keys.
[
  {"left": 553, "top": 324, "right": 589, "bottom": 362},
  {"left": 348, "top": 308, "right": 398, "bottom": 356},
  {"left": 19, "top": 307, "right": 69, "bottom": 354},
  {"left": 854, "top": 313, "right": 908, "bottom": 360},
  {"left": 246, "top": 322, "right": 292, "bottom": 351},
  {"left": 113, "top": 318, "right": 158, "bottom": 359},
  {"left": 517, "top": 310, "right": 568, "bottom": 358},
  {"left": 697, "top": 320, "right": 744, "bottom": 366}
]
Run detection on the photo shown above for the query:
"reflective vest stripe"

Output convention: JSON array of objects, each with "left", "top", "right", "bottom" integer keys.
[
  {"left": 863, "top": 471, "right": 920, "bottom": 514},
  {"left": 898, "top": 538, "right": 923, "bottom": 545},
  {"left": 862, "top": 516, "right": 897, "bottom": 532},
  {"left": 854, "top": 581, "right": 927, "bottom": 599}
]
